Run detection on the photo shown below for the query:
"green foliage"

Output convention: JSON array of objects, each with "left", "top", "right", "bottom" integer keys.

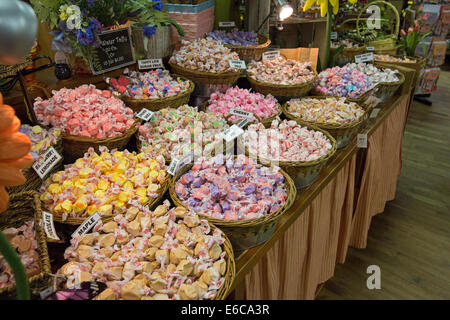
[
  {"left": 30, "top": 0, "right": 64, "bottom": 29},
  {"left": 329, "top": 45, "right": 345, "bottom": 68}
]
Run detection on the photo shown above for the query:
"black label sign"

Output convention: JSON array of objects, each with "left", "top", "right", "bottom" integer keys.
[{"left": 90, "top": 27, "right": 136, "bottom": 75}]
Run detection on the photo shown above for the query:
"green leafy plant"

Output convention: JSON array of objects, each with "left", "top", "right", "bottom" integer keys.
[{"left": 398, "top": 13, "right": 431, "bottom": 57}]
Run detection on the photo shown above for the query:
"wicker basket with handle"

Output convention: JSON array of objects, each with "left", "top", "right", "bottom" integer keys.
[{"left": 224, "top": 34, "right": 271, "bottom": 61}]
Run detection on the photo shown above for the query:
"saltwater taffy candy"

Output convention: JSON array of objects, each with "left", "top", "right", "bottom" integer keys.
[
  {"left": 314, "top": 65, "right": 374, "bottom": 98},
  {"left": 59, "top": 201, "right": 228, "bottom": 300},
  {"left": 243, "top": 119, "right": 333, "bottom": 162},
  {"left": 206, "top": 87, "right": 279, "bottom": 123},
  {"left": 175, "top": 154, "right": 287, "bottom": 221},
  {"left": 349, "top": 63, "right": 399, "bottom": 85},
  {"left": 331, "top": 39, "right": 362, "bottom": 48},
  {"left": 0, "top": 220, "right": 40, "bottom": 289},
  {"left": 33, "top": 85, "right": 135, "bottom": 139},
  {"left": 169, "top": 38, "right": 240, "bottom": 73},
  {"left": 286, "top": 97, "right": 365, "bottom": 125},
  {"left": 207, "top": 29, "right": 258, "bottom": 46},
  {"left": 39, "top": 147, "right": 167, "bottom": 219},
  {"left": 108, "top": 69, "right": 191, "bottom": 99},
  {"left": 138, "top": 105, "right": 228, "bottom": 161},
  {"left": 374, "top": 55, "right": 416, "bottom": 63},
  {"left": 19, "top": 125, "right": 61, "bottom": 161},
  {"left": 247, "top": 57, "right": 315, "bottom": 85}
]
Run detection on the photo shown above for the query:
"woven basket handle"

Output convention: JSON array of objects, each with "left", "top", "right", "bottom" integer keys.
[
  {"left": 23, "top": 84, "right": 52, "bottom": 125},
  {"left": 357, "top": 0, "right": 400, "bottom": 40}
]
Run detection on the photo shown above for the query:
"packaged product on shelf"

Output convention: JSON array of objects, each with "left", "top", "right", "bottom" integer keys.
[
  {"left": 39, "top": 147, "right": 168, "bottom": 220},
  {"left": 207, "top": 29, "right": 259, "bottom": 46},
  {"left": 33, "top": 84, "right": 135, "bottom": 139},
  {"left": 59, "top": 201, "right": 232, "bottom": 300},
  {"left": 137, "top": 105, "right": 228, "bottom": 161},
  {"left": 174, "top": 154, "right": 288, "bottom": 221}
]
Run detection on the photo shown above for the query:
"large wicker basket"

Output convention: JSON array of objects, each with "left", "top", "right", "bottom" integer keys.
[
  {"left": 6, "top": 135, "right": 64, "bottom": 195},
  {"left": 247, "top": 67, "right": 317, "bottom": 100},
  {"left": 117, "top": 75, "right": 195, "bottom": 113},
  {"left": 169, "top": 156, "right": 297, "bottom": 252},
  {"left": 372, "top": 65, "right": 405, "bottom": 102},
  {"left": 24, "top": 85, "right": 138, "bottom": 164},
  {"left": 374, "top": 55, "right": 425, "bottom": 88},
  {"left": 224, "top": 34, "right": 271, "bottom": 61},
  {"left": 169, "top": 62, "right": 243, "bottom": 85},
  {"left": 0, "top": 191, "right": 51, "bottom": 298},
  {"left": 282, "top": 96, "right": 371, "bottom": 149},
  {"left": 312, "top": 85, "right": 377, "bottom": 106}
]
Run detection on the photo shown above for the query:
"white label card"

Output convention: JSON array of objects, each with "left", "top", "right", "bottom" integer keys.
[
  {"left": 222, "top": 125, "right": 244, "bottom": 142},
  {"left": 71, "top": 213, "right": 102, "bottom": 238},
  {"left": 237, "top": 119, "right": 249, "bottom": 128},
  {"left": 167, "top": 154, "right": 193, "bottom": 176},
  {"left": 138, "top": 58, "right": 163, "bottom": 70},
  {"left": 228, "top": 60, "right": 246, "bottom": 69},
  {"left": 262, "top": 50, "right": 280, "bottom": 61},
  {"left": 219, "top": 21, "right": 235, "bottom": 27},
  {"left": 167, "top": 158, "right": 179, "bottom": 176},
  {"left": 330, "top": 32, "right": 338, "bottom": 40},
  {"left": 366, "top": 46, "right": 375, "bottom": 51},
  {"left": 357, "top": 133, "right": 368, "bottom": 148},
  {"left": 42, "top": 211, "right": 60, "bottom": 241},
  {"left": 370, "top": 108, "right": 381, "bottom": 118},
  {"left": 32, "top": 147, "right": 62, "bottom": 179},
  {"left": 365, "top": 95, "right": 382, "bottom": 108},
  {"left": 355, "top": 52, "right": 374, "bottom": 63},
  {"left": 230, "top": 109, "right": 253, "bottom": 119},
  {"left": 136, "top": 108, "right": 154, "bottom": 122}
]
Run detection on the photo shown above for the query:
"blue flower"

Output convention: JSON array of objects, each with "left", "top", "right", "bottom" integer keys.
[
  {"left": 143, "top": 24, "right": 157, "bottom": 37},
  {"left": 153, "top": 0, "right": 164, "bottom": 11},
  {"left": 88, "top": 18, "right": 102, "bottom": 32},
  {"left": 76, "top": 28, "right": 94, "bottom": 45}
]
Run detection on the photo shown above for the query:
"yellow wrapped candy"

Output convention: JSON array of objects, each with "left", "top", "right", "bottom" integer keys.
[
  {"left": 123, "top": 181, "right": 134, "bottom": 189},
  {"left": 48, "top": 183, "right": 63, "bottom": 195},
  {"left": 61, "top": 200, "right": 73, "bottom": 213},
  {"left": 74, "top": 197, "right": 88, "bottom": 213},
  {"left": 98, "top": 204, "right": 113, "bottom": 216},
  {"left": 97, "top": 179, "right": 110, "bottom": 191},
  {"left": 135, "top": 187, "right": 147, "bottom": 198},
  {"left": 79, "top": 168, "right": 94, "bottom": 178}
]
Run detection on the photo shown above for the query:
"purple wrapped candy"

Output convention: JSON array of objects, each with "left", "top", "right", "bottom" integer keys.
[
  {"left": 207, "top": 29, "right": 258, "bottom": 46},
  {"left": 244, "top": 184, "right": 256, "bottom": 194}
]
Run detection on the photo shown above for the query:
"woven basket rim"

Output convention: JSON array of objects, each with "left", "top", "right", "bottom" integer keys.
[
  {"left": 374, "top": 54, "right": 422, "bottom": 64},
  {"left": 247, "top": 65, "right": 317, "bottom": 89},
  {"left": 169, "top": 62, "right": 243, "bottom": 79},
  {"left": 373, "top": 68, "right": 405, "bottom": 87},
  {"left": 117, "top": 74, "right": 195, "bottom": 103},
  {"left": 313, "top": 85, "right": 377, "bottom": 103},
  {"left": 224, "top": 34, "right": 271, "bottom": 50},
  {"left": 169, "top": 155, "right": 297, "bottom": 228},
  {"left": 282, "top": 96, "right": 370, "bottom": 130},
  {"left": 61, "top": 120, "right": 139, "bottom": 143}
]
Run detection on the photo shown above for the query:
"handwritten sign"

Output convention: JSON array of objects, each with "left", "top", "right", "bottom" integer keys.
[
  {"left": 138, "top": 58, "right": 163, "bottom": 70},
  {"left": 136, "top": 108, "right": 154, "bottom": 122},
  {"left": 90, "top": 27, "right": 135, "bottom": 75},
  {"left": 262, "top": 50, "right": 280, "bottom": 61},
  {"left": 219, "top": 21, "right": 235, "bottom": 27},
  {"left": 228, "top": 60, "right": 246, "bottom": 69},
  {"left": 42, "top": 211, "right": 60, "bottom": 241},
  {"left": 72, "top": 213, "right": 102, "bottom": 238},
  {"left": 355, "top": 52, "right": 374, "bottom": 63},
  {"left": 32, "top": 147, "right": 62, "bottom": 179}
]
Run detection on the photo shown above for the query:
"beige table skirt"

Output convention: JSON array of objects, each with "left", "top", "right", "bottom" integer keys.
[{"left": 244, "top": 95, "right": 410, "bottom": 299}]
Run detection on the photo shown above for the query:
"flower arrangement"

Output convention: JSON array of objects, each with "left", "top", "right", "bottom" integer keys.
[
  {"left": 399, "top": 12, "right": 431, "bottom": 57},
  {"left": 30, "top": 0, "right": 183, "bottom": 70}
]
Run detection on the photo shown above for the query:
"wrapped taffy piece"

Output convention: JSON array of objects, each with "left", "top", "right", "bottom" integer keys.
[
  {"left": 39, "top": 146, "right": 168, "bottom": 221},
  {"left": 58, "top": 201, "right": 231, "bottom": 300}
]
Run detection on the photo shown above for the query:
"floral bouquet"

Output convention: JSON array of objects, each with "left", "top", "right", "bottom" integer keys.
[{"left": 399, "top": 12, "right": 431, "bottom": 57}]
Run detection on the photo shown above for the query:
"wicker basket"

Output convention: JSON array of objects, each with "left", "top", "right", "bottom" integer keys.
[
  {"left": 247, "top": 67, "right": 317, "bottom": 100},
  {"left": 43, "top": 175, "right": 170, "bottom": 226},
  {"left": 282, "top": 96, "right": 371, "bottom": 149},
  {"left": 374, "top": 55, "right": 425, "bottom": 88},
  {"left": 0, "top": 191, "right": 51, "bottom": 298},
  {"left": 372, "top": 65, "right": 405, "bottom": 102},
  {"left": 169, "top": 157, "right": 297, "bottom": 251},
  {"left": 117, "top": 75, "right": 195, "bottom": 113},
  {"left": 169, "top": 62, "right": 242, "bottom": 85},
  {"left": 224, "top": 34, "right": 271, "bottom": 61},
  {"left": 330, "top": 45, "right": 366, "bottom": 66},
  {"left": 6, "top": 136, "right": 64, "bottom": 195},
  {"left": 312, "top": 85, "right": 377, "bottom": 106},
  {"left": 373, "top": 47, "right": 398, "bottom": 56},
  {"left": 24, "top": 85, "right": 139, "bottom": 164}
]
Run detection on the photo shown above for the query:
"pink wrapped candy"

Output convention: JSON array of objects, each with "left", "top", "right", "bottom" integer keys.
[{"left": 33, "top": 84, "right": 135, "bottom": 139}]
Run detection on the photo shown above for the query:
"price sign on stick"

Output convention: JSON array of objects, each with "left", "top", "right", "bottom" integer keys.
[
  {"left": 138, "top": 58, "right": 163, "bottom": 70},
  {"left": 355, "top": 52, "right": 374, "bottom": 63},
  {"left": 32, "top": 147, "right": 62, "bottom": 179},
  {"left": 72, "top": 213, "right": 102, "bottom": 238},
  {"left": 219, "top": 21, "right": 235, "bottom": 27},
  {"left": 136, "top": 108, "right": 154, "bottom": 122},
  {"left": 42, "top": 211, "right": 60, "bottom": 241},
  {"left": 228, "top": 60, "right": 246, "bottom": 69},
  {"left": 357, "top": 133, "right": 368, "bottom": 148},
  {"left": 229, "top": 109, "right": 253, "bottom": 119},
  {"left": 222, "top": 125, "right": 244, "bottom": 142},
  {"left": 167, "top": 154, "right": 193, "bottom": 176},
  {"left": 262, "top": 50, "right": 280, "bottom": 61}
]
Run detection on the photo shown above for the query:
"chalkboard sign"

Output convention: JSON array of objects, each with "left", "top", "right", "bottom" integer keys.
[{"left": 90, "top": 27, "right": 136, "bottom": 75}]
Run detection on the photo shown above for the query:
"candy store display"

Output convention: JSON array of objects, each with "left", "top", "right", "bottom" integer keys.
[
  {"left": 108, "top": 69, "right": 191, "bottom": 99},
  {"left": 59, "top": 201, "right": 230, "bottom": 300},
  {"left": 169, "top": 38, "right": 240, "bottom": 73},
  {"left": 285, "top": 97, "right": 365, "bottom": 125},
  {"left": 19, "top": 125, "right": 61, "bottom": 161},
  {"left": 174, "top": 154, "right": 288, "bottom": 221},
  {"left": 247, "top": 57, "right": 315, "bottom": 85},
  {"left": 206, "top": 87, "right": 279, "bottom": 123},
  {"left": 39, "top": 147, "right": 167, "bottom": 219},
  {"left": 243, "top": 119, "right": 334, "bottom": 162},
  {"left": 349, "top": 63, "right": 399, "bottom": 85},
  {"left": 331, "top": 39, "right": 362, "bottom": 48},
  {"left": 374, "top": 55, "right": 417, "bottom": 63},
  {"left": 0, "top": 220, "right": 40, "bottom": 289},
  {"left": 138, "top": 105, "right": 228, "bottom": 161},
  {"left": 207, "top": 29, "right": 259, "bottom": 46},
  {"left": 314, "top": 65, "right": 375, "bottom": 99},
  {"left": 33, "top": 85, "right": 135, "bottom": 139}
]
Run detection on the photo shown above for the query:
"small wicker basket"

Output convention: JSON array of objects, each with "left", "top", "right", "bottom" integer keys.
[
  {"left": 312, "top": 85, "right": 377, "bottom": 106},
  {"left": 169, "top": 62, "right": 242, "bottom": 85},
  {"left": 117, "top": 75, "right": 195, "bottom": 113},
  {"left": 373, "top": 55, "right": 425, "bottom": 88},
  {"left": 169, "top": 157, "right": 297, "bottom": 252},
  {"left": 282, "top": 96, "right": 371, "bottom": 149},
  {"left": 0, "top": 191, "right": 51, "bottom": 298},
  {"left": 224, "top": 34, "right": 271, "bottom": 61},
  {"left": 372, "top": 64, "right": 405, "bottom": 102},
  {"left": 330, "top": 45, "right": 366, "bottom": 66}
]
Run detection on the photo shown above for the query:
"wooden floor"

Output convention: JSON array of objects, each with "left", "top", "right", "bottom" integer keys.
[{"left": 317, "top": 70, "right": 450, "bottom": 300}]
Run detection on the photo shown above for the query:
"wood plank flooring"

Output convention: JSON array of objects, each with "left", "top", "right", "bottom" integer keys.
[{"left": 317, "top": 70, "right": 450, "bottom": 300}]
